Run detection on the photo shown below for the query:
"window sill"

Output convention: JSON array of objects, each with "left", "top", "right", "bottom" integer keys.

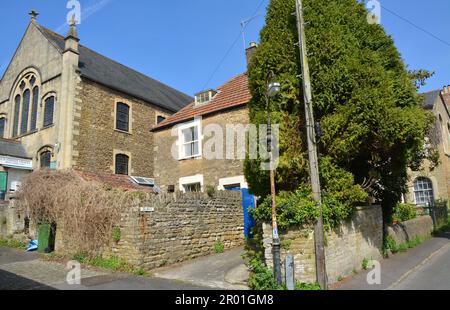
[
  {"left": 115, "top": 129, "right": 132, "bottom": 135},
  {"left": 13, "top": 129, "right": 39, "bottom": 139},
  {"left": 41, "top": 124, "right": 55, "bottom": 131},
  {"left": 178, "top": 155, "right": 202, "bottom": 161}
]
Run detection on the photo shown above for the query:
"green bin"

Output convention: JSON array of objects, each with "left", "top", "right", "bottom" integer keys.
[{"left": 38, "top": 223, "right": 51, "bottom": 253}]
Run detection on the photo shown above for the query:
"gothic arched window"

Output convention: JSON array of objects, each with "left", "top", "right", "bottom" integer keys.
[
  {"left": 12, "top": 73, "right": 41, "bottom": 137},
  {"left": 13, "top": 95, "right": 21, "bottom": 137}
]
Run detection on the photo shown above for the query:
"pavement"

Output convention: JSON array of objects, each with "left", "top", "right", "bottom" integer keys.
[
  {"left": 333, "top": 231, "right": 450, "bottom": 290},
  {"left": 0, "top": 247, "right": 210, "bottom": 290},
  {"left": 153, "top": 247, "right": 249, "bottom": 290}
]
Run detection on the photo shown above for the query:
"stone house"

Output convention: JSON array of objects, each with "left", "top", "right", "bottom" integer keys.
[
  {"left": 404, "top": 87, "right": 450, "bottom": 205},
  {"left": 0, "top": 14, "right": 192, "bottom": 198},
  {"left": 152, "top": 73, "right": 252, "bottom": 193}
]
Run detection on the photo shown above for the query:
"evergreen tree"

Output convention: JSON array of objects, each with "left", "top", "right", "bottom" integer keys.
[{"left": 245, "top": 0, "right": 434, "bottom": 222}]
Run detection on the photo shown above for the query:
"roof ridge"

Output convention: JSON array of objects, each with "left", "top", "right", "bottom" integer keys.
[
  {"left": 217, "top": 72, "right": 248, "bottom": 90},
  {"left": 38, "top": 24, "right": 188, "bottom": 96},
  {"left": 34, "top": 23, "right": 193, "bottom": 112}
]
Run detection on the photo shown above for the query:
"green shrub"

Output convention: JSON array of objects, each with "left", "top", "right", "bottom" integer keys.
[
  {"left": 214, "top": 240, "right": 225, "bottom": 254},
  {"left": 112, "top": 227, "right": 121, "bottom": 243},
  {"left": 247, "top": 258, "right": 280, "bottom": 290},
  {"left": 206, "top": 186, "right": 216, "bottom": 198},
  {"left": 72, "top": 252, "right": 89, "bottom": 263},
  {"left": 253, "top": 175, "right": 367, "bottom": 231},
  {"left": 0, "top": 238, "right": 27, "bottom": 250},
  {"left": 362, "top": 258, "right": 370, "bottom": 270},
  {"left": 393, "top": 203, "right": 417, "bottom": 223},
  {"left": 295, "top": 282, "right": 322, "bottom": 290}
]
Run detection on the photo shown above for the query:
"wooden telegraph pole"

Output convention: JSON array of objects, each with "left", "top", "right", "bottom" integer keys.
[{"left": 294, "top": 0, "right": 328, "bottom": 289}]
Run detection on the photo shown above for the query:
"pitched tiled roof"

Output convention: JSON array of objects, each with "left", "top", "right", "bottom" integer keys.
[
  {"left": 74, "top": 171, "right": 155, "bottom": 193},
  {"left": 0, "top": 138, "right": 30, "bottom": 159},
  {"left": 152, "top": 73, "right": 251, "bottom": 130},
  {"left": 37, "top": 24, "right": 193, "bottom": 113}
]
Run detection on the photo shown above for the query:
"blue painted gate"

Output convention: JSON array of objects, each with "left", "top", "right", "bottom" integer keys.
[{"left": 227, "top": 187, "right": 256, "bottom": 238}]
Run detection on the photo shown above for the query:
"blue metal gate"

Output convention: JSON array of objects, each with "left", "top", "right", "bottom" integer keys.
[{"left": 227, "top": 187, "right": 256, "bottom": 238}]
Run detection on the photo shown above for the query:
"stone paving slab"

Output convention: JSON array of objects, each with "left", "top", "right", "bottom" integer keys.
[
  {"left": 154, "top": 247, "right": 249, "bottom": 290},
  {"left": 0, "top": 258, "right": 105, "bottom": 290},
  {"left": 0, "top": 247, "right": 211, "bottom": 290}
]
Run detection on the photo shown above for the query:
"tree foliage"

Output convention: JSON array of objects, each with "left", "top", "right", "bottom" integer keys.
[{"left": 245, "top": 0, "right": 435, "bottom": 223}]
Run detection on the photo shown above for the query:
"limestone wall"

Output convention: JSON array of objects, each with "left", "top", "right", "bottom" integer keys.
[
  {"left": 387, "top": 216, "right": 434, "bottom": 246},
  {"left": 113, "top": 191, "right": 245, "bottom": 270},
  {"left": 263, "top": 205, "right": 384, "bottom": 284}
]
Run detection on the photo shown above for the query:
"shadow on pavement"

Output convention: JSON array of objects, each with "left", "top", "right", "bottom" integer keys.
[{"left": 0, "top": 269, "right": 56, "bottom": 290}]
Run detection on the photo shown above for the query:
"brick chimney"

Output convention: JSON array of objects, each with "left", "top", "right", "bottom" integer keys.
[
  {"left": 442, "top": 85, "right": 450, "bottom": 106},
  {"left": 245, "top": 42, "right": 258, "bottom": 66}
]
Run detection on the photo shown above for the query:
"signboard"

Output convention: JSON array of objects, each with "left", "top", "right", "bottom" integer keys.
[{"left": 0, "top": 155, "right": 33, "bottom": 170}]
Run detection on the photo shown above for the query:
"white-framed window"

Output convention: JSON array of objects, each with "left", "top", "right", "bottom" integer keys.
[
  {"left": 413, "top": 177, "right": 434, "bottom": 205},
  {"left": 179, "top": 175, "right": 204, "bottom": 193},
  {"left": 178, "top": 119, "right": 202, "bottom": 160},
  {"left": 218, "top": 176, "right": 248, "bottom": 191}
]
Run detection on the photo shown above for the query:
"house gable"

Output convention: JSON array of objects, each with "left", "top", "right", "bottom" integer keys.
[{"left": 0, "top": 21, "right": 63, "bottom": 103}]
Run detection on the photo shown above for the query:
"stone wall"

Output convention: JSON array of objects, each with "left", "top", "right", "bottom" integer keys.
[
  {"left": 74, "top": 79, "right": 172, "bottom": 177},
  {"left": 0, "top": 201, "right": 29, "bottom": 240},
  {"left": 113, "top": 191, "right": 244, "bottom": 270},
  {"left": 387, "top": 216, "right": 434, "bottom": 246},
  {"left": 153, "top": 107, "right": 249, "bottom": 191},
  {"left": 263, "top": 206, "right": 383, "bottom": 284}
]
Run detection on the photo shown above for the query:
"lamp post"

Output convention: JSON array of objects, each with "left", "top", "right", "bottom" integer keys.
[{"left": 266, "top": 72, "right": 282, "bottom": 285}]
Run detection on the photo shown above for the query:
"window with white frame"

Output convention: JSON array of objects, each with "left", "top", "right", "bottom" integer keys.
[
  {"left": 413, "top": 177, "right": 434, "bottom": 205},
  {"left": 179, "top": 175, "right": 204, "bottom": 193},
  {"left": 178, "top": 120, "right": 202, "bottom": 159}
]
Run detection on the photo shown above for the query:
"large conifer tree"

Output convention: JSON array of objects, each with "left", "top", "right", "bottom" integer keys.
[{"left": 245, "top": 0, "right": 434, "bottom": 221}]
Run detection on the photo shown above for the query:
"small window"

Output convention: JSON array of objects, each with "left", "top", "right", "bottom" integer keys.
[
  {"left": 183, "top": 183, "right": 202, "bottom": 193},
  {"left": 223, "top": 184, "right": 241, "bottom": 191},
  {"left": 0, "top": 118, "right": 5, "bottom": 138},
  {"left": 13, "top": 95, "right": 21, "bottom": 137},
  {"left": 115, "top": 154, "right": 129, "bottom": 175},
  {"left": 181, "top": 125, "right": 200, "bottom": 158},
  {"left": 40, "top": 151, "right": 52, "bottom": 169},
  {"left": 116, "top": 103, "right": 130, "bottom": 132},
  {"left": 157, "top": 115, "right": 166, "bottom": 125},
  {"left": 414, "top": 177, "right": 434, "bottom": 205},
  {"left": 20, "top": 89, "right": 30, "bottom": 135},
  {"left": 43, "top": 97, "right": 55, "bottom": 127}
]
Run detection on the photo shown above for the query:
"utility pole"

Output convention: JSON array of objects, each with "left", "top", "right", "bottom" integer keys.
[{"left": 295, "top": 0, "right": 328, "bottom": 290}]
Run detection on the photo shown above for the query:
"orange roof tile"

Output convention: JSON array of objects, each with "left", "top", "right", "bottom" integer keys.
[{"left": 152, "top": 73, "right": 251, "bottom": 130}]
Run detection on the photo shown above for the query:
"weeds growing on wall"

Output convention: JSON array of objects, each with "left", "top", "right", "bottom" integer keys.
[
  {"left": 16, "top": 170, "right": 144, "bottom": 258},
  {"left": 392, "top": 203, "right": 417, "bottom": 223}
]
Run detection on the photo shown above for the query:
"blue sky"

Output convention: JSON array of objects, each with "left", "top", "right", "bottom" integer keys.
[{"left": 0, "top": 0, "right": 448, "bottom": 96}]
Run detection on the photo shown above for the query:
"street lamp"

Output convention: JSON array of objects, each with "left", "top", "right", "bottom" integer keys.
[{"left": 265, "top": 72, "right": 282, "bottom": 285}]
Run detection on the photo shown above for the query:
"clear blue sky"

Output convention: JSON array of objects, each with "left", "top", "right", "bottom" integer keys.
[{"left": 0, "top": 0, "right": 448, "bottom": 96}]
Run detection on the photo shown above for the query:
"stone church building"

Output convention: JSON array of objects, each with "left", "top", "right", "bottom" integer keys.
[{"left": 0, "top": 14, "right": 192, "bottom": 189}]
